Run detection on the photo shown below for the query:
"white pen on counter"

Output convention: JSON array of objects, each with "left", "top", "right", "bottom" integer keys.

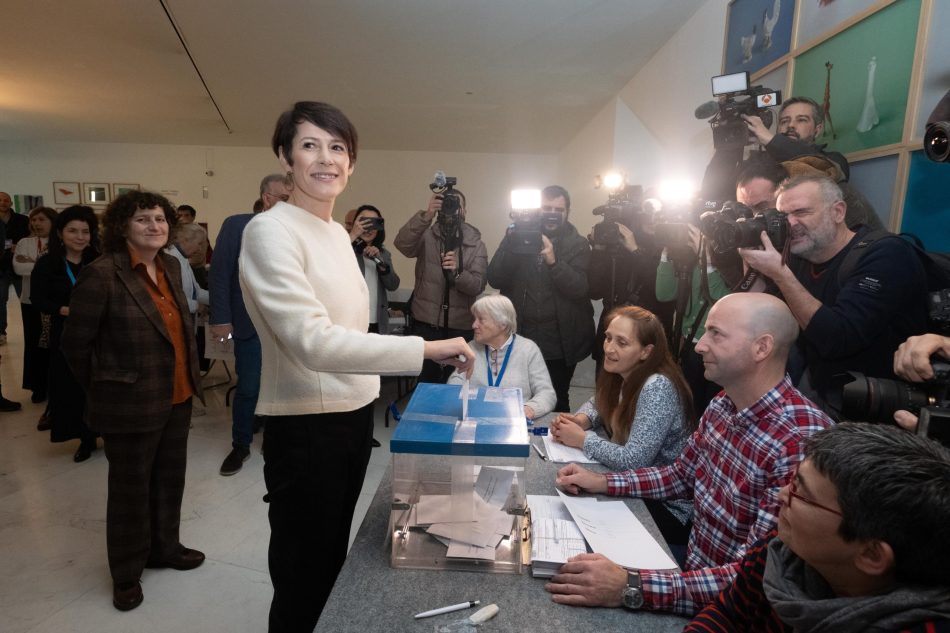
[
  {"left": 413, "top": 600, "right": 480, "bottom": 619},
  {"left": 532, "top": 442, "right": 548, "bottom": 461}
]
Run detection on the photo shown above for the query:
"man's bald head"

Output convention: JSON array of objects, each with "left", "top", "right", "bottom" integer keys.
[{"left": 715, "top": 293, "right": 799, "bottom": 358}]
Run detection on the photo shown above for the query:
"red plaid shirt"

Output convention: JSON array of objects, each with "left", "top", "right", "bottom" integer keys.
[{"left": 605, "top": 375, "right": 832, "bottom": 616}]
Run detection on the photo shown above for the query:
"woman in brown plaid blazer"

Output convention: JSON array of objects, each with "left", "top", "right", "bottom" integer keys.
[{"left": 62, "top": 191, "right": 205, "bottom": 612}]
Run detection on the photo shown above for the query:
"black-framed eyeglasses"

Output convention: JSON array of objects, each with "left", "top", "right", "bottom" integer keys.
[{"left": 788, "top": 465, "right": 842, "bottom": 516}]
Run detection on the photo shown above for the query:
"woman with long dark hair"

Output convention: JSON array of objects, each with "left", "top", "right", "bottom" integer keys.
[
  {"left": 551, "top": 305, "right": 696, "bottom": 548},
  {"left": 30, "top": 205, "right": 99, "bottom": 461}
]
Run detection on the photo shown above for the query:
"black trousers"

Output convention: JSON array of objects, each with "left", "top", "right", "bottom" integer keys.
[
  {"left": 411, "top": 321, "right": 473, "bottom": 384},
  {"left": 20, "top": 302, "right": 49, "bottom": 395},
  {"left": 262, "top": 403, "right": 374, "bottom": 633},
  {"left": 101, "top": 400, "right": 192, "bottom": 584},
  {"left": 545, "top": 358, "right": 577, "bottom": 412}
]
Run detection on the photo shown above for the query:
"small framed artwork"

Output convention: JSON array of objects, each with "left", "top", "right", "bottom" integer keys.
[
  {"left": 796, "top": 0, "right": 880, "bottom": 49},
  {"left": 82, "top": 183, "right": 111, "bottom": 206},
  {"left": 112, "top": 183, "right": 140, "bottom": 198},
  {"left": 723, "top": 0, "right": 795, "bottom": 75},
  {"left": 53, "top": 182, "right": 81, "bottom": 205}
]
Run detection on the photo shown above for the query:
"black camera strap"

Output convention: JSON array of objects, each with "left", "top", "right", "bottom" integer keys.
[{"left": 680, "top": 238, "right": 715, "bottom": 362}]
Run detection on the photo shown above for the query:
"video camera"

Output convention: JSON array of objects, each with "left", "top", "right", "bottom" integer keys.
[
  {"left": 696, "top": 71, "right": 783, "bottom": 150},
  {"left": 652, "top": 199, "right": 719, "bottom": 252},
  {"left": 698, "top": 200, "right": 788, "bottom": 254},
  {"left": 590, "top": 184, "right": 647, "bottom": 250},
  {"left": 924, "top": 89, "right": 950, "bottom": 163},
  {"left": 838, "top": 361, "right": 950, "bottom": 447},
  {"left": 507, "top": 208, "right": 563, "bottom": 256},
  {"left": 429, "top": 170, "right": 463, "bottom": 252}
]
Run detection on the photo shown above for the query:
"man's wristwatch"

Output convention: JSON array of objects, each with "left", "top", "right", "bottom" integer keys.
[{"left": 621, "top": 570, "right": 644, "bottom": 610}]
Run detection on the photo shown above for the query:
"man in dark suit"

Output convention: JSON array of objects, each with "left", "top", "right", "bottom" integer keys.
[
  {"left": 209, "top": 174, "right": 288, "bottom": 476},
  {"left": 62, "top": 190, "right": 205, "bottom": 611},
  {"left": 0, "top": 191, "right": 31, "bottom": 344}
]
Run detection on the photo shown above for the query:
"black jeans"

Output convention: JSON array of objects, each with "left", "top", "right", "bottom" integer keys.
[
  {"left": 545, "top": 358, "right": 577, "bottom": 412},
  {"left": 262, "top": 404, "right": 374, "bottom": 633}
]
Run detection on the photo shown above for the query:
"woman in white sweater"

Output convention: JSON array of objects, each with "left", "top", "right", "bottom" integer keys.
[
  {"left": 448, "top": 294, "right": 556, "bottom": 419},
  {"left": 239, "top": 101, "right": 474, "bottom": 633}
]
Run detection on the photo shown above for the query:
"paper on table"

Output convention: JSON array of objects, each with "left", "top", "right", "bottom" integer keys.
[
  {"left": 556, "top": 490, "right": 677, "bottom": 570},
  {"left": 475, "top": 467, "right": 515, "bottom": 509},
  {"left": 527, "top": 494, "right": 574, "bottom": 522},
  {"left": 541, "top": 435, "right": 597, "bottom": 463},
  {"left": 530, "top": 517, "right": 587, "bottom": 577}
]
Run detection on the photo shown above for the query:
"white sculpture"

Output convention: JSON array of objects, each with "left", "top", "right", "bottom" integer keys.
[{"left": 857, "top": 56, "right": 880, "bottom": 133}]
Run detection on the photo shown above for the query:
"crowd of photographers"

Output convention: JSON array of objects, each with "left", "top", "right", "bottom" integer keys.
[{"left": 390, "top": 87, "right": 950, "bottom": 630}]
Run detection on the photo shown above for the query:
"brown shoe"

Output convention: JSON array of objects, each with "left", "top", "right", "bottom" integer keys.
[
  {"left": 145, "top": 547, "right": 205, "bottom": 571},
  {"left": 113, "top": 580, "right": 143, "bottom": 611}
]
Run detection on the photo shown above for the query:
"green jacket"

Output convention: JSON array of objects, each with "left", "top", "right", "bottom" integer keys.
[{"left": 655, "top": 259, "right": 731, "bottom": 342}]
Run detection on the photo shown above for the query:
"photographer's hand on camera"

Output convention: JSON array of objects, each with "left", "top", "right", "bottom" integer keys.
[
  {"left": 441, "top": 250, "right": 458, "bottom": 275},
  {"left": 540, "top": 234, "right": 556, "bottom": 266},
  {"left": 742, "top": 114, "right": 776, "bottom": 146},
  {"left": 737, "top": 231, "right": 786, "bottom": 279},
  {"left": 895, "top": 334, "right": 950, "bottom": 383},
  {"left": 423, "top": 193, "right": 443, "bottom": 222},
  {"left": 616, "top": 223, "right": 639, "bottom": 254}
]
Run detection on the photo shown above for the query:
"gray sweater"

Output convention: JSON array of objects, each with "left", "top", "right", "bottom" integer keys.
[{"left": 578, "top": 373, "right": 693, "bottom": 524}]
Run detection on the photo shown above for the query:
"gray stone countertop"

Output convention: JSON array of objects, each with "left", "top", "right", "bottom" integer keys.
[{"left": 315, "top": 420, "right": 690, "bottom": 633}]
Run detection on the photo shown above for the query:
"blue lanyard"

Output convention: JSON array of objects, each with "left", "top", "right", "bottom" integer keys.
[
  {"left": 485, "top": 335, "right": 515, "bottom": 387},
  {"left": 64, "top": 258, "right": 78, "bottom": 286}
]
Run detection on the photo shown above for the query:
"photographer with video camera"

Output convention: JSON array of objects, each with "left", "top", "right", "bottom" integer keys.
[
  {"left": 892, "top": 334, "right": 950, "bottom": 438},
  {"left": 736, "top": 174, "right": 929, "bottom": 417},
  {"left": 394, "top": 172, "right": 488, "bottom": 383},
  {"left": 588, "top": 183, "right": 673, "bottom": 373},
  {"left": 487, "top": 185, "right": 593, "bottom": 412}
]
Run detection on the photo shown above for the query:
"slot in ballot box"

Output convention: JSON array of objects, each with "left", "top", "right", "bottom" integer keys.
[{"left": 388, "top": 383, "right": 529, "bottom": 574}]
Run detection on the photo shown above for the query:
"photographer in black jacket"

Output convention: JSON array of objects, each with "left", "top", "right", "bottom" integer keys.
[{"left": 487, "top": 185, "right": 593, "bottom": 412}]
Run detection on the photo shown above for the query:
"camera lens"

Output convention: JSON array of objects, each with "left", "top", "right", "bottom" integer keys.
[
  {"left": 840, "top": 372, "right": 933, "bottom": 425},
  {"left": 924, "top": 121, "right": 950, "bottom": 163}
]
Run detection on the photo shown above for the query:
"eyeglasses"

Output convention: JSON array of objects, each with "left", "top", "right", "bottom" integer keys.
[{"left": 787, "top": 465, "right": 842, "bottom": 516}]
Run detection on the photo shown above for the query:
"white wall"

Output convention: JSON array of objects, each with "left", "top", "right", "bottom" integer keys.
[{"left": 0, "top": 140, "right": 555, "bottom": 282}]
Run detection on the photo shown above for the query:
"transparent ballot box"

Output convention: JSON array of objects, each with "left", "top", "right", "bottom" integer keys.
[{"left": 388, "top": 383, "right": 529, "bottom": 574}]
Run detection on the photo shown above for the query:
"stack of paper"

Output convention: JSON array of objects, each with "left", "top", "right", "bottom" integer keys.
[
  {"left": 541, "top": 435, "right": 598, "bottom": 463},
  {"left": 411, "top": 467, "right": 517, "bottom": 561},
  {"left": 527, "top": 495, "right": 587, "bottom": 578}
]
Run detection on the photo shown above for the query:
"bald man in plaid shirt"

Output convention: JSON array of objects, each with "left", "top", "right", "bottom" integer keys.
[{"left": 546, "top": 293, "right": 833, "bottom": 616}]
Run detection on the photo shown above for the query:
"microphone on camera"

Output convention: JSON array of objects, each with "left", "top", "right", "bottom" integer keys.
[
  {"left": 694, "top": 100, "right": 719, "bottom": 120},
  {"left": 433, "top": 170, "right": 447, "bottom": 189}
]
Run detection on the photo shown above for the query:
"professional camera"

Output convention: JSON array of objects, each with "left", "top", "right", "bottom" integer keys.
[
  {"left": 590, "top": 184, "right": 646, "bottom": 250},
  {"left": 699, "top": 201, "right": 789, "bottom": 254},
  {"left": 429, "top": 170, "right": 463, "bottom": 251},
  {"left": 653, "top": 199, "right": 720, "bottom": 251},
  {"left": 696, "top": 71, "right": 783, "bottom": 150},
  {"left": 838, "top": 361, "right": 950, "bottom": 445},
  {"left": 924, "top": 89, "right": 950, "bottom": 163},
  {"left": 507, "top": 208, "right": 563, "bottom": 256}
]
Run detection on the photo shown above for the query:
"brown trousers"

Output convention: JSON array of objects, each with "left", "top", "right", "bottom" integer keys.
[{"left": 101, "top": 400, "right": 192, "bottom": 584}]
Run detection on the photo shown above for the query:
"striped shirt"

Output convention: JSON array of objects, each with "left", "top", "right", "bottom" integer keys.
[{"left": 605, "top": 375, "right": 832, "bottom": 615}]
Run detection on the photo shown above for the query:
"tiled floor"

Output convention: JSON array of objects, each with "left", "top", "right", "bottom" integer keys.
[{"left": 0, "top": 295, "right": 595, "bottom": 632}]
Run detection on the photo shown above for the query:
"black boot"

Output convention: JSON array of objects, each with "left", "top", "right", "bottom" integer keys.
[{"left": 0, "top": 385, "right": 21, "bottom": 412}]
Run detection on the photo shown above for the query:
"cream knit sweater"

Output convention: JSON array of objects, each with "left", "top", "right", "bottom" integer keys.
[{"left": 240, "top": 202, "right": 425, "bottom": 415}]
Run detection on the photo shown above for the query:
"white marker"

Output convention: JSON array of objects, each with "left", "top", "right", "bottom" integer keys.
[{"left": 413, "top": 600, "right": 480, "bottom": 620}]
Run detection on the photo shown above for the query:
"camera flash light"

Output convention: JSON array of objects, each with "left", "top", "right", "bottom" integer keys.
[
  {"left": 510, "top": 189, "right": 541, "bottom": 210},
  {"left": 602, "top": 172, "right": 625, "bottom": 192},
  {"left": 658, "top": 179, "right": 696, "bottom": 205}
]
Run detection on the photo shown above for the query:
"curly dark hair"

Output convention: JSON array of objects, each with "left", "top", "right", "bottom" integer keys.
[
  {"left": 47, "top": 205, "right": 100, "bottom": 261},
  {"left": 101, "top": 190, "right": 177, "bottom": 253}
]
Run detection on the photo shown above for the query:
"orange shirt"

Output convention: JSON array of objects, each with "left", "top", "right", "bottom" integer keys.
[{"left": 129, "top": 248, "right": 195, "bottom": 404}]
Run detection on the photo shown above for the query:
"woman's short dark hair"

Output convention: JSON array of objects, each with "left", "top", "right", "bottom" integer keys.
[
  {"left": 271, "top": 101, "right": 358, "bottom": 165},
  {"left": 354, "top": 204, "right": 386, "bottom": 247},
  {"left": 48, "top": 205, "right": 99, "bottom": 259},
  {"left": 28, "top": 206, "right": 58, "bottom": 226},
  {"left": 101, "top": 190, "right": 177, "bottom": 253}
]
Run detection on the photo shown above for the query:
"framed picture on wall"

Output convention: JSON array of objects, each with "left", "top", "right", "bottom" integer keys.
[
  {"left": 82, "top": 182, "right": 111, "bottom": 206},
  {"left": 901, "top": 151, "right": 950, "bottom": 252},
  {"left": 914, "top": 0, "right": 950, "bottom": 139},
  {"left": 112, "top": 183, "right": 140, "bottom": 197},
  {"left": 723, "top": 0, "right": 795, "bottom": 75},
  {"left": 796, "top": 0, "right": 880, "bottom": 49},
  {"left": 791, "top": 0, "right": 921, "bottom": 155},
  {"left": 53, "top": 182, "right": 81, "bottom": 205},
  {"left": 848, "top": 154, "right": 899, "bottom": 229}
]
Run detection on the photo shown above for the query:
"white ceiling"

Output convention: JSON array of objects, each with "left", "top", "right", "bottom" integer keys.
[{"left": 1, "top": 0, "right": 705, "bottom": 154}]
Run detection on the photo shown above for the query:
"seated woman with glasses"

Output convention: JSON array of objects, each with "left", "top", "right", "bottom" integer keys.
[{"left": 448, "top": 294, "right": 556, "bottom": 420}]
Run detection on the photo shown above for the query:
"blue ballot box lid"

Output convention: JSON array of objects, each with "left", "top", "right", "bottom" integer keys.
[{"left": 390, "top": 383, "right": 530, "bottom": 457}]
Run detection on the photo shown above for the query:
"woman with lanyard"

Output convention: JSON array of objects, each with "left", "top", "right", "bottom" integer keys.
[
  {"left": 449, "top": 294, "right": 556, "bottom": 420},
  {"left": 30, "top": 205, "right": 100, "bottom": 462}
]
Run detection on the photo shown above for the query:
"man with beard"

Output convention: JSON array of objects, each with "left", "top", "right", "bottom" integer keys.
[
  {"left": 738, "top": 175, "right": 928, "bottom": 415},
  {"left": 487, "top": 185, "right": 593, "bottom": 412}
]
